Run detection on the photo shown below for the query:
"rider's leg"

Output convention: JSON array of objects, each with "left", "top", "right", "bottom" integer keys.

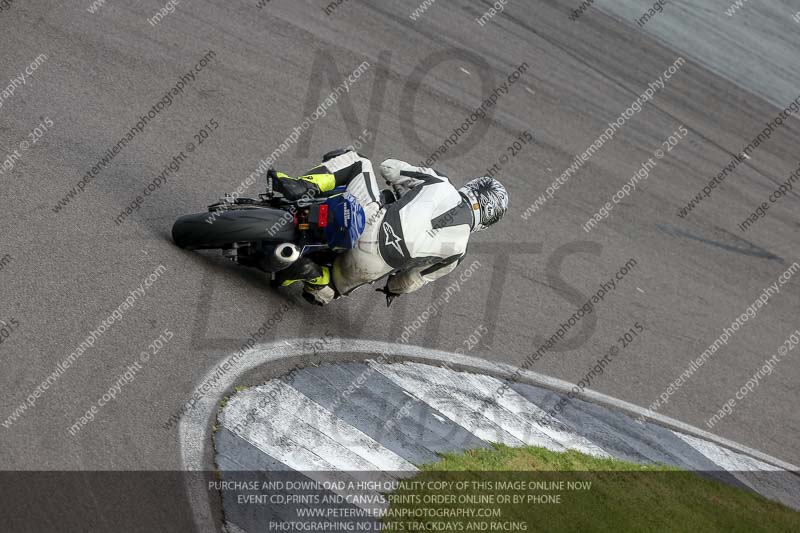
[
  {"left": 332, "top": 235, "right": 393, "bottom": 296},
  {"left": 321, "top": 151, "right": 392, "bottom": 295},
  {"left": 323, "top": 150, "right": 392, "bottom": 295},
  {"left": 273, "top": 149, "right": 386, "bottom": 302},
  {"left": 320, "top": 149, "right": 382, "bottom": 218},
  {"left": 272, "top": 148, "right": 382, "bottom": 206}
]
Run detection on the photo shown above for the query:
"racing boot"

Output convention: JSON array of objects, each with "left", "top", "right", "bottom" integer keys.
[
  {"left": 270, "top": 168, "right": 336, "bottom": 201},
  {"left": 273, "top": 257, "right": 338, "bottom": 306},
  {"left": 302, "top": 273, "right": 338, "bottom": 306},
  {"left": 273, "top": 257, "right": 323, "bottom": 286}
]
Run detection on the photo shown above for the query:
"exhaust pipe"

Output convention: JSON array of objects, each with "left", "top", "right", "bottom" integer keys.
[
  {"left": 268, "top": 243, "right": 301, "bottom": 271},
  {"left": 246, "top": 243, "right": 301, "bottom": 272}
]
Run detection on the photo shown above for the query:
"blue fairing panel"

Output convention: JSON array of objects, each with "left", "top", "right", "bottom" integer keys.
[{"left": 325, "top": 192, "right": 366, "bottom": 250}]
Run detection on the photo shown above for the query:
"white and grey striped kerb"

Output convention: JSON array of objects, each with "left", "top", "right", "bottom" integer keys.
[{"left": 214, "top": 360, "right": 800, "bottom": 532}]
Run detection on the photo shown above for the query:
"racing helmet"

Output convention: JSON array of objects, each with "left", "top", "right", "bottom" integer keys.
[{"left": 459, "top": 177, "right": 509, "bottom": 232}]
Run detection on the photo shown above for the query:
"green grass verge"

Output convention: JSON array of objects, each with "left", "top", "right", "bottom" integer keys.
[{"left": 382, "top": 444, "right": 800, "bottom": 532}]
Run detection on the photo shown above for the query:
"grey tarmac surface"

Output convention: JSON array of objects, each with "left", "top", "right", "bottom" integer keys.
[{"left": 0, "top": 0, "right": 798, "bottom": 529}]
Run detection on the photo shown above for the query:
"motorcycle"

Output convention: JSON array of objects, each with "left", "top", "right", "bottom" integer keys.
[{"left": 171, "top": 171, "right": 384, "bottom": 280}]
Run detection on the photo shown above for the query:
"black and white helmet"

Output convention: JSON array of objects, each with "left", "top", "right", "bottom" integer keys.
[{"left": 459, "top": 177, "right": 509, "bottom": 232}]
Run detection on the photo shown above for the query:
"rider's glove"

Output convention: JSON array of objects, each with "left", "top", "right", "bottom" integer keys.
[{"left": 380, "top": 159, "right": 420, "bottom": 197}]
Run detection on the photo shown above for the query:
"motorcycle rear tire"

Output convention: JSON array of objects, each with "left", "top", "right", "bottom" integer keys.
[{"left": 171, "top": 208, "right": 296, "bottom": 250}]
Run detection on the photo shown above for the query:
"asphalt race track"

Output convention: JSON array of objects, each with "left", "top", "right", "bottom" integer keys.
[{"left": 0, "top": 0, "right": 798, "bottom": 530}]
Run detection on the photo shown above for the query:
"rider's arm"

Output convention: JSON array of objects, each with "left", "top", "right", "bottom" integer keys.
[
  {"left": 386, "top": 255, "right": 462, "bottom": 294},
  {"left": 379, "top": 159, "right": 449, "bottom": 196}
]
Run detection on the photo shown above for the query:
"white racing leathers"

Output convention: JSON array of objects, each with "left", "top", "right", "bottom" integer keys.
[{"left": 332, "top": 154, "right": 473, "bottom": 295}]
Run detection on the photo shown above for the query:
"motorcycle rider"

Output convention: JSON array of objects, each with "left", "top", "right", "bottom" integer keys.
[{"left": 272, "top": 148, "right": 509, "bottom": 305}]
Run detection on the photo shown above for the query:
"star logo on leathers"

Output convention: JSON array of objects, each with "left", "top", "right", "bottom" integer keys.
[{"left": 382, "top": 222, "right": 404, "bottom": 255}]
